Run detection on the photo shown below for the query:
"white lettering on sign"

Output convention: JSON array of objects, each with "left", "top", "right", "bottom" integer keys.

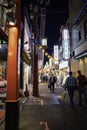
[
  {"left": 62, "top": 28, "right": 70, "bottom": 60},
  {"left": 54, "top": 45, "right": 58, "bottom": 64}
]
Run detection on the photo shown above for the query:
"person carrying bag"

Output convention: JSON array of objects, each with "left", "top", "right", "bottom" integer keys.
[
  {"left": 77, "top": 70, "right": 87, "bottom": 106},
  {"left": 49, "top": 74, "right": 56, "bottom": 92},
  {"left": 64, "top": 71, "right": 77, "bottom": 107}
]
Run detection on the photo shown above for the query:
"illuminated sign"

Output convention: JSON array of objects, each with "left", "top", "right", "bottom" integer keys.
[
  {"left": 59, "top": 61, "right": 68, "bottom": 69},
  {"left": 54, "top": 45, "right": 58, "bottom": 64},
  {"left": 49, "top": 59, "right": 52, "bottom": 68},
  {"left": 62, "top": 28, "right": 70, "bottom": 60}
]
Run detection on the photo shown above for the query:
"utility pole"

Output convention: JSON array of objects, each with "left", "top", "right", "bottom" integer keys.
[
  {"left": 33, "top": 45, "right": 39, "bottom": 96},
  {"left": 31, "top": 0, "right": 50, "bottom": 96},
  {"left": 32, "top": 2, "right": 39, "bottom": 97}
]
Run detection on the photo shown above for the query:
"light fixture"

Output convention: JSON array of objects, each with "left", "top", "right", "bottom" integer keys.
[
  {"left": 9, "top": 21, "right": 15, "bottom": 26},
  {"left": 45, "top": 52, "right": 48, "bottom": 56},
  {"left": 48, "top": 55, "right": 50, "bottom": 58}
]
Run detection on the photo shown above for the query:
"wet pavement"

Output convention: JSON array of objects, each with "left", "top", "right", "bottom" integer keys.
[{"left": 0, "top": 82, "right": 87, "bottom": 130}]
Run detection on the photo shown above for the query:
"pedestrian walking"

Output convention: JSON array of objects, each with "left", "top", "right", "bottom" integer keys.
[
  {"left": 77, "top": 70, "right": 87, "bottom": 106},
  {"left": 49, "top": 74, "right": 57, "bottom": 92},
  {"left": 64, "top": 71, "right": 77, "bottom": 107}
]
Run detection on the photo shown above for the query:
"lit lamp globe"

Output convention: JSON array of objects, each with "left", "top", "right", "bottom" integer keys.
[{"left": 41, "top": 38, "right": 47, "bottom": 49}]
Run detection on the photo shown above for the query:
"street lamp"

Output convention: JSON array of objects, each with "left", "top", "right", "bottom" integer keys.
[{"left": 41, "top": 37, "right": 47, "bottom": 49}]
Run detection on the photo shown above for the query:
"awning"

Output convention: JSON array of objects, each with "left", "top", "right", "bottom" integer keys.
[{"left": 22, "top": 50, "right": 30, "bottom": 65}]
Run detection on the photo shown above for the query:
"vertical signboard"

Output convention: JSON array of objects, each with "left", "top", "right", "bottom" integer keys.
[
  {"left": 62, "top": 28, "right": 70, "bottom": 60},
  {"left": 54, "top": 45, "right": 58, "bottom": 64},
  {"left": 38, "top": 49, "right": 44, "bottom": 69}
]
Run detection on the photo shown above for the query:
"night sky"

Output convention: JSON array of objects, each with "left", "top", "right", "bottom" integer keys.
[{"left": 45, "top": 0, "right": 69, "bottom": 56}]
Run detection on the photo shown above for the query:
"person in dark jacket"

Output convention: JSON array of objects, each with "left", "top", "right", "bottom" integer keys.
[
  {"left": 64, "top": 71, "right": 77, "bottom": 107},
  {"left": 77, "top": 70, "right": 87, "bottom": 106},
  {"left": 49, "top": 74, "right": 57, "bottom": 92}
]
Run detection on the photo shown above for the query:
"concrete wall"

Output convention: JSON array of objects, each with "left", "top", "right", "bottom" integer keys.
[
  {"left": 68, "top": 0, "right": 87, "bottom": 76},
  {"left": 71, "top": 57, "right": 87, "bottom": 76}
]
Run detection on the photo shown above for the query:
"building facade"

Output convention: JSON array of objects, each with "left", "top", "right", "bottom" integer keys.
[{"left": 68, "top": 0, "right": 87, "bottom": 76}]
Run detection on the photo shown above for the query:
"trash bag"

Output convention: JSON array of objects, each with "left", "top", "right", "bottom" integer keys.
[{"left": 61, "top": 91, "right": 66, "bottom": 100}]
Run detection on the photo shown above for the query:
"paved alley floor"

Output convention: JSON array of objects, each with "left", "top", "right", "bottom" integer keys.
[
  {"left": 19, "top": 82, "right": 87, "bottom": 130},
  {"left": 0, "top": 82, "right": 87, "bottom": 130}
]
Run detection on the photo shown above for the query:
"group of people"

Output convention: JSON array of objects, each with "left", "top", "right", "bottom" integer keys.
[
  {"left": 64, "top": 70, "right": 87, "bottom": 107},
  {"left": 48, "top": 70, "right": 87, "bottom": 108}
]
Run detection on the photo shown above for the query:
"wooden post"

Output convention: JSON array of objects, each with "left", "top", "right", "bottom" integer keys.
[
  {"left": 33, "top": 46, "right": 39, "bottom": 96},
  {"left": 5, "top": 0, "right": 21, "bottom": 130},
  {"left": 5, "top": 26, "right": 19, "bottom": 130}
]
